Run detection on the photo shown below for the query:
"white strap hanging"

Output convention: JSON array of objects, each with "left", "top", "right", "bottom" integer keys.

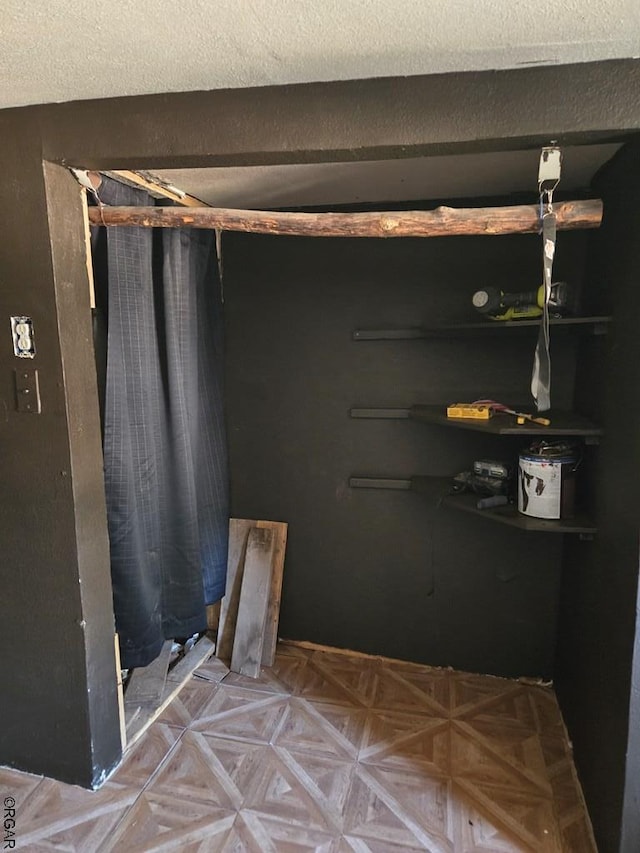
[{"left": 531, "top": 146, "right": 562, "bottom": 412}]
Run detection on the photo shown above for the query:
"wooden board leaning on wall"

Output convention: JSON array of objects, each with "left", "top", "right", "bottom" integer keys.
[{"left": 217, "top": 519, "right": 288, "bottom": 675}]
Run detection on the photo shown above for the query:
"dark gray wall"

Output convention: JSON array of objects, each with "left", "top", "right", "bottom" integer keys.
[
  {"left": 223, "top": 222, "right": 586, "bottom": 678},
  {"left": 0, "top": 123, "right": 121, "bottom": 786},
  {"left": 555, "top": 143, "right": 640, "bottom": 853}
]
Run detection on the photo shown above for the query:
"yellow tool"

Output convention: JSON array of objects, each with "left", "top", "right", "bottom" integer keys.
[
  {"left": 506, "top": 408, "right": 551, "bottom": 426},
  {"left": 469, "top": 399, "right": 551, "bottom": 427},
  {"left": 447, "top": 403, "right": 493, "bottom": 420}
]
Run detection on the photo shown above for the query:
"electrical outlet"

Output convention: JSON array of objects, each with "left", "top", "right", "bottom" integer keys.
[{"left": 11, "top": 316, "right": 36, "bottom": 358}]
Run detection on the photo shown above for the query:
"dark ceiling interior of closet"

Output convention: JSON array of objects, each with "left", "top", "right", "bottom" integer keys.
[{"left": 150, "top": 142, "right": 620, "bottom": 209}]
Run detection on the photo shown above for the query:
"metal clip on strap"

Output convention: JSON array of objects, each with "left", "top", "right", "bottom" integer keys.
[{"left": 537, "top": 146, "right": 562, "bottom": 200}]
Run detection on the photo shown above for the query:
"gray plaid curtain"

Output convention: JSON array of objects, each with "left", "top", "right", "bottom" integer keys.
[{"left": 92, "top": 177, "right": 228, "bottom": 669}]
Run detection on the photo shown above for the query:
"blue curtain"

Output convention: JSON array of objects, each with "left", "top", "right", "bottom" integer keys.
[{"left": 92, "top": 177, "right": 228, "bottom": 669}]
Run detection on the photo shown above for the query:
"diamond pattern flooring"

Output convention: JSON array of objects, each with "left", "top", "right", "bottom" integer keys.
[{"left": 0, "top": 642, "right": 596, "bottom": 851}]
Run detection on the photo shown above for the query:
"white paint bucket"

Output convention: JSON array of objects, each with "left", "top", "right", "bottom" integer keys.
[{"left": 518, "top": 445, "right": 578, "bottom": 520}]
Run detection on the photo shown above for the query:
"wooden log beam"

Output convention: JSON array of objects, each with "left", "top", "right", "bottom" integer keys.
[{"left": 88, "top": 199, "right": 602, "bottom": 238}]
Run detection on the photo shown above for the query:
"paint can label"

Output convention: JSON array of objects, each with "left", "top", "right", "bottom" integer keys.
[{"left": 518, "top": 455, "right": 565, "bottom": 519}]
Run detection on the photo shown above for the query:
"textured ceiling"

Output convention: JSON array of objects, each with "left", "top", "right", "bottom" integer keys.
[{"left": 2, "top": 0, "right": 640, "bottom": 110}]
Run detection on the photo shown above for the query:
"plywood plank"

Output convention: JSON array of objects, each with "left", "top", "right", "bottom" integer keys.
[
  {"left": 216, "top": 519, "right": 254, "bottom": 662},
  {"left": 230, "top": 527, "right": 275, "bottom": 678},
  {"left": 125, "top": 635, "right": 215, "bottom": 748},
  {"left": 125, "top": 640, "right": 173, "bottom": 706},
  {"left": 206, "top": 600, "right": 222, "bottom": 632},
  {"left": 108, "top": 170, "right": 207, "bottom": 207},
  {"left": 193, "top": 655, "right": 230, "bottom": 684},
  {"left": 80, "top": 188, "right": 96, "bottom": 309},
  {"left": 217, "top": 518, "right": 288, "bottom": 667},
  {"left": 113, "top": 634, "right": 127, "bottom": 750},
  {"left": 260, "top": 521, "right": 288, "bottom": 666},
  {"left": 166, "top": 636, "right": 215, "bottom": 686}
]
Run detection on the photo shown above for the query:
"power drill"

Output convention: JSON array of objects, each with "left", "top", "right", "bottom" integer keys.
[{"left": 471, "top": 281, "right": 575, "bottom": 321}]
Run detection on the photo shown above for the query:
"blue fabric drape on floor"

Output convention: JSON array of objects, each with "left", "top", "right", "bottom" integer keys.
[{"left": 93, "top": 178, "right": 229, "bottom": 669}]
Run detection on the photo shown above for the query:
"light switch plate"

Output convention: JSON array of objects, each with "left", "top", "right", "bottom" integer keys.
[{"left": 14, "top": 368, "right": 41, "bottom": 414}]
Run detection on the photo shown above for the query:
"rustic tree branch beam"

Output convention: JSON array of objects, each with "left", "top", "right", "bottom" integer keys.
[{"left": 88, "top": 199, "right": 602, "bottom": 237}]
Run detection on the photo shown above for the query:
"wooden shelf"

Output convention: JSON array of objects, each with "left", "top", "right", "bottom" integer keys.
[
  {"left": 349, "top": 309, "right": 604, "bottom": 536},
  {"left": 353, "top": 316, "right": 611, "bottom": 340},
  {"left": 348, "top": 475, "right": 595, "bottom": 534},
  {"left": 442, "top": 491, "right": 596, "bottom": 534},
  {"left": 410, "top": 405, "right": 602, "bottom": 439}
]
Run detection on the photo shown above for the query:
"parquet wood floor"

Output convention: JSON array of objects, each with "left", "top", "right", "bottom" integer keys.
[{"left": 0, "top": 642, "right": 596, "bottom": 851}]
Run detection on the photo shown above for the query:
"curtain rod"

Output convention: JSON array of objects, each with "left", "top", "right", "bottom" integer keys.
[{"left": 88, "top": 199, "right": 602, "bottom": 238}]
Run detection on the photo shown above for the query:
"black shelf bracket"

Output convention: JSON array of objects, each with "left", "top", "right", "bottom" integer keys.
[
  {"left": 350, "top": 407, "right": 410, "bottom": 419},
  {"left": 349, "top": 477, "right": 412, "bottom": 490},
  {"left": 348, "top": 474, "right": 596, "bottom": 535}
]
